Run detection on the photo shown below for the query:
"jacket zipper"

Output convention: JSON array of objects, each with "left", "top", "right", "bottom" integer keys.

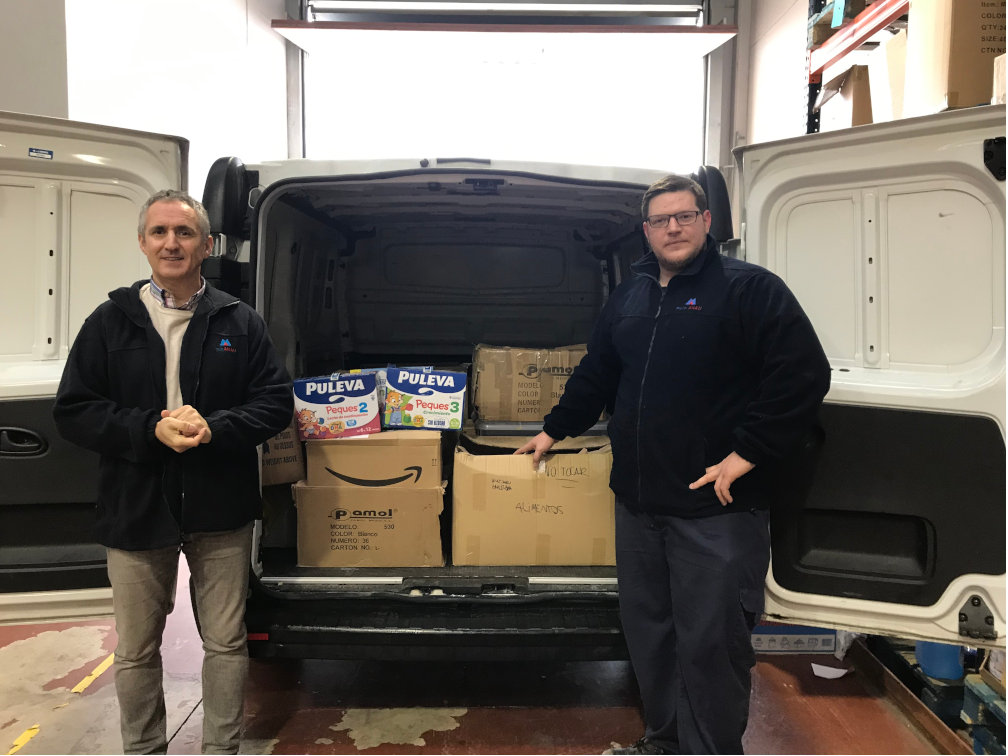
[
  {"left": 179, "top": 300, "right": 239, "bottom": 535},
  {"left": 636, "top": 282, "right": 668, "bottom": 504}
]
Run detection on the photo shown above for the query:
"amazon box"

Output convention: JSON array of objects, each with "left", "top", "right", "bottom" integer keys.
[
  {"left": 452, "top": 443, "right": 615, "bottom": 566},
  {"left": 261, "top": 416, "right": 305, "bottom": 486},
  {"left": 473, "top": 344, "right": 588, "bottom": 422},
  {"left": 904, "top": 0, "right": 1007, "bottom": 117},
  {"left": 293, "top": 373, "right": 380, "bottom": 440},
  {"left": 294, "top": 482, "right": 444, "bottom": 567},
  {"left": 305, "top": 430, "right": 441, "bottom": 488}
]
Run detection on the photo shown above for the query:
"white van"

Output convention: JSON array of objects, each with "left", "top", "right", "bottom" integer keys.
[{"left": 0, "top": 106, "right": 1003, "bottom": 659}]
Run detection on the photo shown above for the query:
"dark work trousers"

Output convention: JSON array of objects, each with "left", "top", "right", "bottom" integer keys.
[{"left": 615, "top": 500, "right": 771, "bottom": 755}]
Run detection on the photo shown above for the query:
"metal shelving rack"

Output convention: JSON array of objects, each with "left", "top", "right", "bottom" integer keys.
[{"left": 804, "top": 0, "right": 910, "bottom": 134}]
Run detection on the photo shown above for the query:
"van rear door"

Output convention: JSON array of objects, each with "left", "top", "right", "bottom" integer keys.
[
  {"left": 0, "top": 111, "right": 185, "bottom": 624},
  {"left": 736, "top": 105, "right": 1006, "bottom": 647}
]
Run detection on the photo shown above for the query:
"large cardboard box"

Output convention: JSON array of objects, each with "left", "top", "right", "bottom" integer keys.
[
  {"left": 816, "top": 65, "right": 873, "bottom": 132},
  {"left": 868, "top": 30, "right": 907, "bottom": 122},
  {"left": 294, "top": 482, "right": 444, "bottom": 567},
  {"left": 261, "top": 417, "right": 305, "bottom": 486},
  {"left": 904, "top": 0, "right": 1008, "bottom": 118},
  {"left": 452, "top": 445, "right": 616, "bottom": 566},
  {"left": 473, "top": 344, "right": 588, "bottom": 422},
  {"left": 306, "top": 430, "right": 441, "bottom": 488}
]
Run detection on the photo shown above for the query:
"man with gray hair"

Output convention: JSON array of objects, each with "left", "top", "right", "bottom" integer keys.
[{"left": 53, "top": 189, "right": 293, "bottom": 754}]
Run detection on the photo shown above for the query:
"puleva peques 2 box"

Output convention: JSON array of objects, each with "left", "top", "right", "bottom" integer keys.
[{"left": 293, "top": 373, "right": 381, "bottom": 440}]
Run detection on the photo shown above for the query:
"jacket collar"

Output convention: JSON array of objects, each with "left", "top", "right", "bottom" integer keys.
[
  {"left": 631, "top": 233, "right": 718, "bottom": 285},
  {"left": 109, "top": 279, "right": 238, "bottom": 327}
]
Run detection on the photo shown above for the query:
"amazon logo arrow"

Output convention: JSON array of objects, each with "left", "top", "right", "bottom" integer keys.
[{"left": 324, "top": 465, "right": 423, "bottom": 487}]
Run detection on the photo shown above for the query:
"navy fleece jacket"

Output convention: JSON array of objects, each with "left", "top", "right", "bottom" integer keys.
[{"left": 543, "top": 235, "right": 831, "bottom": 518}]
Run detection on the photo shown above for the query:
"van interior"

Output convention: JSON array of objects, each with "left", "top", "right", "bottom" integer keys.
[{"left": 253, "top": 171, "right": 655, "bottom": 599}]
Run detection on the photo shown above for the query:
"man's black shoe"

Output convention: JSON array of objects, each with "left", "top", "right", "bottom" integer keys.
[{"left": 602, "top": 736, "right": 674, "bottom": 755}]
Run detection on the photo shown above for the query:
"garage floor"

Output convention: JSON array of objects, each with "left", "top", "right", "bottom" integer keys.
[{"left": 3, "top": 561, "right": 937, "bottom": 755}]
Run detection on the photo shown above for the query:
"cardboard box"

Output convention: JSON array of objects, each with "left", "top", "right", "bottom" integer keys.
[
  {"left": 982, "top": 649, "right": 1006, "bottom": 696},
  {"left": 261, "top": 417, "right": 305, "bottom": 486},
  {"left": 293, "top": 373, "right": 380, "bottom": 440},
  {"left": 452, "top": 444, "right": 615, "bottom": 566},
  {"left": 383, "top": 368, "right": 466, "bottom": 430},
  {"left": 294, "top": 482, "right": 444, "bottom": 567},
  {"left": 473, "top": 344, "right": 588, "bottom": 422},
  {"left": 868, "top": 30, "right": 907, "bottom": 122},
  {"left": 305, "top": 430, "right": 441, "bottom": 488},
  {"left": 751, "top": 622, "right": 837, "bottom": 654},
  {"left": 461, "top": 426, "right": 610, "bottom": 452},
  {"left": 816, "top": 65, "right": 873, "bottom": 132},
  {"left": 904, "top": 0, "right": 1007, "bottom": 118},
  {"left": 994, "top": 52, "right": 1006, "bottom": 104}
]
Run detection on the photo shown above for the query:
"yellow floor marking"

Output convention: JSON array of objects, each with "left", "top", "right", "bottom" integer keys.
[
  {"left": 71, "top": 653, "right": 114, "bottom": 694},
  {"left": 7, "top": 724, "right": 40, "bottom": 755}
]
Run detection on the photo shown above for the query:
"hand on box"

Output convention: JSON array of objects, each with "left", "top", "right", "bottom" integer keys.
[
  {"left": 689, "top": 451, "right": 754, "bottom": 506},
  {"left": 513, "top": 431, "right": 556, "bottom": 466}
]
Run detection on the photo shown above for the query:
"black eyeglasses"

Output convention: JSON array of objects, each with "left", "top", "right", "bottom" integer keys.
[{"left": 646, "top": 211, "right": 701, "bottom": 228}]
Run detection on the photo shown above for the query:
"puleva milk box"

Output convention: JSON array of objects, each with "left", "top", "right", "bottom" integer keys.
[
  {"left": 293, "top": 373, "right": 380, "bottom": 440},
  {"left": 383, "top": 368, "right": 467, "bottom": 430}
]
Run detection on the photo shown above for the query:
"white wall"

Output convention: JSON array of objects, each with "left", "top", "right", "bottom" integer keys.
[
  {"left": 64, "top": 0, "right": 289, "bottom": 198},
  {"left": 0, "top": 0, "right": 69, "bottom": 118},
  {"left": 746, "top": 0, "right": 808, "bottom": 144}
]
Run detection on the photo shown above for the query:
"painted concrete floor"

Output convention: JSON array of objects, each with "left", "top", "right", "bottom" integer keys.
[{"left": 2, "top": 560, "right": 935, "bottom": 755}]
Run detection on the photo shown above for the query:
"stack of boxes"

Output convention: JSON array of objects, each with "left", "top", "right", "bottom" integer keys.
[
  {"left": 458, "top": 343, "right": 616, "bottom": 566},
  {"left": 295, "top": 431, "right": 445, "bottom": 567},
  {"left": 816, "top": 0, "right": 1006, "bottom": 132},
  {"left": 260, "top": 343, "right": 616, "bottom": 568}
]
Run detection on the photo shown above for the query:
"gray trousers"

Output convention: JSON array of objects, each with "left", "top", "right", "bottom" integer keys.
[
  {"left": 616, "top": 501, "right": 771, "bottom": 754},
  {"left": 106, "top": 523, "right": 253, "bottom": 755}
]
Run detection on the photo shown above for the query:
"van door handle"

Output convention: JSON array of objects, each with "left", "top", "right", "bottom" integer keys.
[{"left": 0, "top": 428, "right": 48, "bottom": 456}]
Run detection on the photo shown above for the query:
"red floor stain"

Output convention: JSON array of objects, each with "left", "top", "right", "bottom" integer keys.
[
  {"left": 42, "top": 626, "right": 118, "bottom": 695},
  {"left": 0, "top": 619, "right": 114, "bottom": 651}
]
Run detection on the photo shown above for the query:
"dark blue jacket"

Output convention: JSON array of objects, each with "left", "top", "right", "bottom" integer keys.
[
  {"left": 53, "top": 281, "right": 294, "bottom": 550},
  {"left": 543, "top": 236, "right": 831, "bottom": 518}
]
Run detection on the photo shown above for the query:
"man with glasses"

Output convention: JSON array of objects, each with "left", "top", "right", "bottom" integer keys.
[{"left": 516, "top": 174, "right": 830, "bottom": 754}]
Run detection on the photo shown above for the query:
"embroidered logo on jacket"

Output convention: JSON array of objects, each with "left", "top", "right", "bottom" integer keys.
[
  {"left": 217, "top": 337, "right": 237, "bottom": 354},
  {"left": 676, "top": 297, "right": 702, "bottom": 311}
]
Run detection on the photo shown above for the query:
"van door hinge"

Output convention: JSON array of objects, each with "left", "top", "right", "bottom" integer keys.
[
  {"left": 958, "top": 594, "right": 997, "bottom": 640},
  {"left": 984, "top": 137, "right": 1005, "bottom": 181}
]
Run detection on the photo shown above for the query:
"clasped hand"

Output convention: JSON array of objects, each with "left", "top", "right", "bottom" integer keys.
[{"left": 155, "top": 405, "right": 212, "bottom": 453}]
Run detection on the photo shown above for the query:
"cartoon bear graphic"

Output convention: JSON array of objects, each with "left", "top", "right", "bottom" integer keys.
[
  {"left": 297, "top": 408, "right": 323, "bottom": 438},
  {"left": 384, "top": 390, "right": 405, "bottom": 426}
]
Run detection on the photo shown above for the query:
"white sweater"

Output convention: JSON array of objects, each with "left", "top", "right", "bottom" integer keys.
[{"left": 140, "top": 283, "right": 195, "bottom": 412}]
